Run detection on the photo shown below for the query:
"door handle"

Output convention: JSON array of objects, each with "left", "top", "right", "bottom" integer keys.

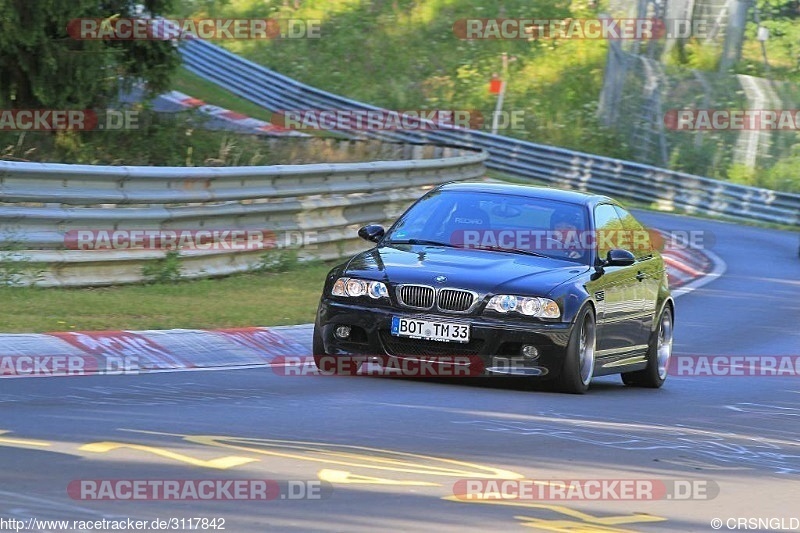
[{"left": 636, "top": 271, "right": 646, "bottom": 282}]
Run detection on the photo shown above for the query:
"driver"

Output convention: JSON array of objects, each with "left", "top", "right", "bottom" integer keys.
[{"left": 549, "top": 211, "right": 584, "bottom": 260}]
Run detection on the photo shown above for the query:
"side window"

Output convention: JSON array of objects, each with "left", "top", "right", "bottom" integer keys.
[
  {"left": 614, "top": 206, "right": 653, "bottom": 258},
  {"left": 594, "top": 204, "right": 624, "bottom": 262}
]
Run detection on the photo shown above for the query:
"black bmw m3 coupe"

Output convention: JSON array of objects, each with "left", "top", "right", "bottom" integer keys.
[{"left": 313, "top": 182, "right": 674, "bottom": 393}]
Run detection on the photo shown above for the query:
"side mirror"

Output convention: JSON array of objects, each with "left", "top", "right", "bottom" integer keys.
[
  {"left": 604, "top": 249, "right": 636, "bottom": 267},
  {"left": 358, "top": 224, "right": 385, "bottom": 243}
]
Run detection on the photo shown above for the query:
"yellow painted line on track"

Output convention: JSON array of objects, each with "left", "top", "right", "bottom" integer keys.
[
  {"left": 185, "top": 436, "right": 523, "bottom": 479},
  {"left": 2, "top": 427, "right": 668, "bottom": 531},
  {"left": 317, "top": 469, "right": 440, "bottom": 487},
  {"left": 122, "top": 429, "right": 524, "bottom": 480},
  {"left": 78, "top": 441, "right": 257, "bottom": 470},
  {"left": 514, "top": 514, "right": 651, "bottom": 532},
  {"left": 442, "top": 496, "right": 667, "bottom": 532},
  {"left": 0, "top": 430, "right": 51, "bottom": 449}
]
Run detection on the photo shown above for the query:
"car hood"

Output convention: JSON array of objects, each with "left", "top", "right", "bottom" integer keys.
[{"left": 343, "top": 245, "right": 589, "bottom": 296}]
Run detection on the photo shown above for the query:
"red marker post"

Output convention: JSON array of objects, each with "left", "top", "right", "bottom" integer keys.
[{"left": 490, "top": 53, "right": 515, "bottom": 134}]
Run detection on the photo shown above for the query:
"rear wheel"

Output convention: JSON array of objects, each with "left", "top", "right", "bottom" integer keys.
[
  {"left": 555, "top": 306, "right": 596, "bottom": 394},
  {"left": 622, "top": 306, "right": 673, "bottom": 388}
]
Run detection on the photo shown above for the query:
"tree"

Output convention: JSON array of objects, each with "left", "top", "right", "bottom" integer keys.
[{"left": 0, "top": 0, "right": 180, "bottom": 109}]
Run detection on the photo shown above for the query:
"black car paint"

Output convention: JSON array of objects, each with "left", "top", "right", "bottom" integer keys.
[{"left": 314, "top": 182, "right": 674, "bottom": 380}]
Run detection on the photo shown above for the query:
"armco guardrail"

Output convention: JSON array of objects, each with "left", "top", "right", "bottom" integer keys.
[
  {"left": 0, "top": 140, "right": 487, "bottom": 287},
  {"left": 179, "top": 38, "right": 800, "bottom": 227}
]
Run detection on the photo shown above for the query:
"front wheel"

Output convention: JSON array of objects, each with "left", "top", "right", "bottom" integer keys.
[
  {"left": 622, "top": 306, "right": 673, "bottom": 388},
  {"left": 312, "top": 324, "right": 326, "bottom": 368},
  {"left": 555, "top": 306, "right": 596, "bottom": 394}
]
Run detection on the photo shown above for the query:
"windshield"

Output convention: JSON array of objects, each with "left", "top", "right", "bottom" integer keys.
[{"left": 384, "top": 190, "right": 590, "bottom": 264}]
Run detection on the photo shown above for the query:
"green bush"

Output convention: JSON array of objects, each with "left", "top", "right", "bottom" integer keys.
[
  {"left": 142, "top": 251, "right": 183, "bottom": 284},
  {"left": 762, "top": 147, "right": 800, "bottom": 193},
  {"left": 183, "top": 0, "right": 629, "bottom": 161}
]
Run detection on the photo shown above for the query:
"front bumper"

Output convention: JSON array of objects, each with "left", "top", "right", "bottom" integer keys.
[{"left": 316, "top": 298, "right": 574, "bottom": 378}]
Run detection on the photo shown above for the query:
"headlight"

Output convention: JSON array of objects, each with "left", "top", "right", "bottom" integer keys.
[
  {"left": 367, "top": 281, "right": 389, "bottom": 298},
  {"left": 345, "top": 279, "right": 367, "bottom": 297},
  {"left": 485, "top": 295, "right": 560, "bottom": 318},
  {"left": 331, "top": 277, "right": 389, "bottom": 299}
]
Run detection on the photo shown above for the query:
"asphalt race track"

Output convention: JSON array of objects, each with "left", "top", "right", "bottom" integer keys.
[{"left": 1, "top": 210, "right": 799, "bottom": 532}]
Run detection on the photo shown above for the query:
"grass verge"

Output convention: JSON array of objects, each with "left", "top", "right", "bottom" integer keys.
[
  {"left": 0, "top": 262, "right": 332, "bottom": 333},
  {"left": 172, "top": 67, "right": 274, "bottom": 123}
]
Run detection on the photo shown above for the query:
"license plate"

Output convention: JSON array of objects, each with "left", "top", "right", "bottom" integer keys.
[{"left": 391, "top": 317, "right": 470, "bottom": 343}]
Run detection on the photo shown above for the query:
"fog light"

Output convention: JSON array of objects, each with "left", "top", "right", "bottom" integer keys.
[
  {"left": 521, "top": 345, "right": 539, "bottom": 359},
  {"left": 335, "top": 325, "right": 351, "bottom": 339}
]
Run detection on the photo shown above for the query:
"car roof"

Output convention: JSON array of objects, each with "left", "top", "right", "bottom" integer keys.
[{"left": 437, "top": 181, "right": 615, "bottom": 207}]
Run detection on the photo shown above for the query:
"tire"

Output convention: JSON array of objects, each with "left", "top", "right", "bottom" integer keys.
[
  {"left": 621, "top": 306, "right": 673, "bottom": 388},
  {"left": 555, "top": 306, "right": 596, "bottom": 394},
  {"left": 312, "top": 323, "right": 326, "bottom": 368}
]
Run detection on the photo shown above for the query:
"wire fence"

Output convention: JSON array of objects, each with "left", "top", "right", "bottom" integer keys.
[{"left": 600, "top": 0, "right": 800, "bottom": 182}]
